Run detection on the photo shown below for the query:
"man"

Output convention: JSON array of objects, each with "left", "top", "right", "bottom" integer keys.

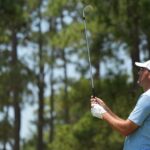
[{"left": 91, "top": 60, "right": 150, "bottom": 150}]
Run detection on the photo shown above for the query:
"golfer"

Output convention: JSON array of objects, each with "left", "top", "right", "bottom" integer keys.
[{"left": 91, "top": 60, "right": 150, "bottom": 150}]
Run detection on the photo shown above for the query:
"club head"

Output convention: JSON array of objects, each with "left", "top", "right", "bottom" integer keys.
[{"left": 83, "top": 5, "right": 93, "bottom": 18}]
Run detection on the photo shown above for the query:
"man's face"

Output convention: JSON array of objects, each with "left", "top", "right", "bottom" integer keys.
[{"left": 137, "top": 67, "right": 150, "bottom": 87}]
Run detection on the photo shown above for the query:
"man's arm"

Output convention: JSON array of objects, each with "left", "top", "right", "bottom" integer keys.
[
  {"left": 91, "top": 97, "right": 139, "bottom": 136},
  {"left": 102, "top": 112, "right": 139, "bottom": 136}
]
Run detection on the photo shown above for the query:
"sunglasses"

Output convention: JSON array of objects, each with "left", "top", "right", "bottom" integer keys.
[
  {"left": 139, "top": 67, "right": 150, "bottom": 72},
  {"left": 139, "top": 68, "right": 145, "bottom": 71}
]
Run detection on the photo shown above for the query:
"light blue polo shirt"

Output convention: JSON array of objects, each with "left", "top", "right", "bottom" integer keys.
[{"left": 123, "top": 89, "right": 150, "bottom": 150}]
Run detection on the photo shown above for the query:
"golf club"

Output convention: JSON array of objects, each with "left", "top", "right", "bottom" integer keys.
[{"left": 83, "top": 5, "right": 96, "bottom": 97}]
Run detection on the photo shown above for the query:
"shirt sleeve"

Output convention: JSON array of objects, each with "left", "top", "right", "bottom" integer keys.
[{"left": 128, "top": 95, "right": 150, "bottom": 126}]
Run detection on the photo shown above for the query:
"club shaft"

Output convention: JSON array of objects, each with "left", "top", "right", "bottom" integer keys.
[{"left": 83, "top": 10, "right": 95, "bottom": 95}]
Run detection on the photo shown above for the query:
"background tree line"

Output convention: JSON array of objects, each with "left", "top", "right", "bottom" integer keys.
[{"left": 0, "top": 0, "right": 149, "bottom": 149}]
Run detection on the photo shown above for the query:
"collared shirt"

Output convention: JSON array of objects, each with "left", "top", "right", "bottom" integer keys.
[{"left": 123, "top": 89, "right": 150, "bottom": 150}]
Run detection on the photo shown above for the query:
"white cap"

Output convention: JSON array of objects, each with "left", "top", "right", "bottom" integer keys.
[{"left": 135, "top": 60, "right": 150, "bottom": 71}]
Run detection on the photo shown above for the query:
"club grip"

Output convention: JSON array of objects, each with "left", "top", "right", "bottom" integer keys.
[{"left": 92, "top": 87, "right": 96, "bottom": 97}]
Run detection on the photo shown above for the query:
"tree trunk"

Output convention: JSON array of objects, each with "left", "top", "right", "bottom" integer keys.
[
  {"left": 37, "top": 45, "right": 44, "bottom": 150},
  {"left": 92, "top": 36, "right": 102, "bottom": 79},
  {"left": 49, "top": 17, "right": 57, "bottom": 143},
  {"left": 37, "top": 71, "right": 44, "bottom": 150},
  {"left": 11, "top": 29, "right": 21, "bottom": 150},
  {"left": 60, "top": 13, "right": 69, "bottom": 124},
  {"left": 13, "top": 94, "right": 21, "bottom": 150},
  {"left": 37, "top": 1, "right": 45, "bottom": 149},
  {"left": 126, "top": 0, "right": 140, "bottom": 86},
  {"left": 49, "top": 48, "right": 55, "bottom": 142},
  {"left": 62, "top": 49, "right": 69, "bottom": 123}
]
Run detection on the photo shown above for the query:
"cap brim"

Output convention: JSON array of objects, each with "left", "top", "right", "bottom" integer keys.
[{"left": 135, "top": 62, "right": 145, "bottom": 68}]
